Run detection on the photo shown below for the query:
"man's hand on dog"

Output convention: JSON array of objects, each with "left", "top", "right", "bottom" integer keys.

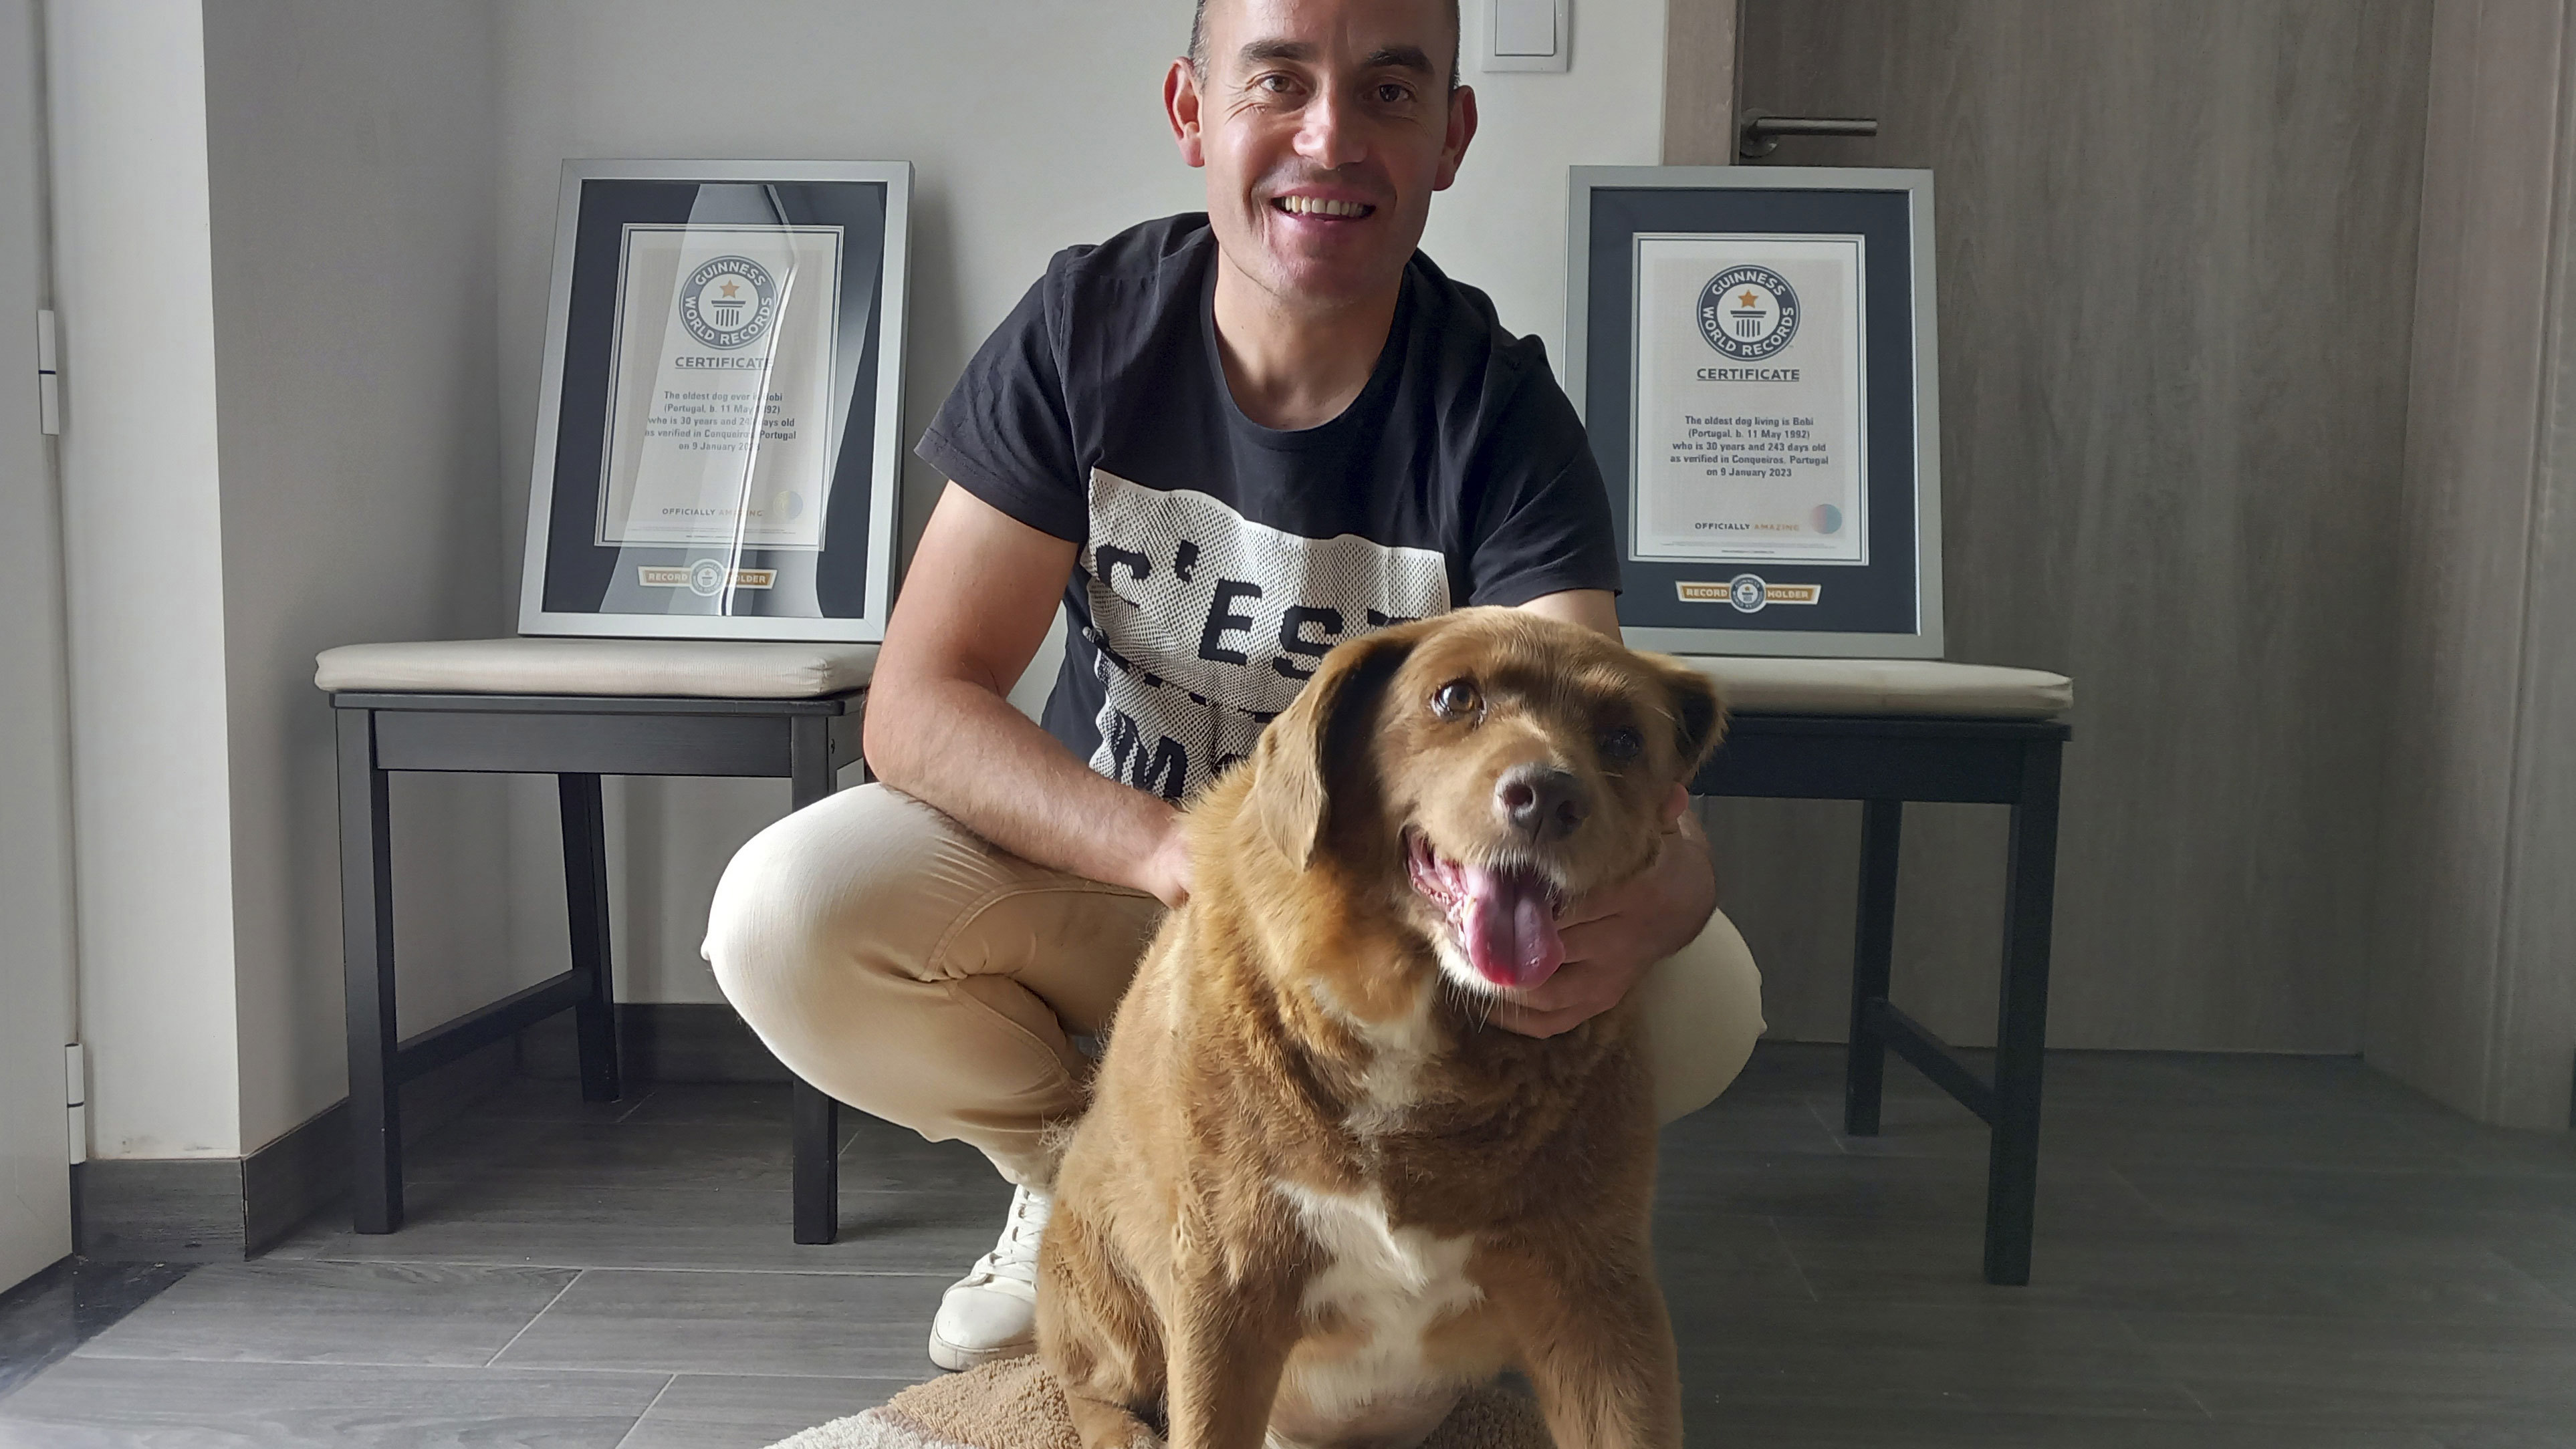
[{"left": 1492, "top": 783, "right": 1718, "bottom": 1039}]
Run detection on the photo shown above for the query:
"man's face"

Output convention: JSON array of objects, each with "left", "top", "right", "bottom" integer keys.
[{"left": 1169, "top": 0, "right": 1476, "bottom": 313}]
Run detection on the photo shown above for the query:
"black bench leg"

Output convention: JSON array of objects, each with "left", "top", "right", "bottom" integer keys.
[
  {"left": 1845, "top": 799, "right": 1903, "bottom": 1136},
  {"left": 337, "top": 709, "right": 403, "bottom": 1234},
  {"left": 789, "top": 713, "right": 844, "bottom": 1244},
  {"left": 1984, "top": 743, "right": 2064, "bottom": 1286},
  {"left": 560, "top": 774, "right": 621, "bottom": 1103}
]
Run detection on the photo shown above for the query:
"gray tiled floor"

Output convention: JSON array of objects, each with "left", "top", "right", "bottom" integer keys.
[{"left": 2, "top": 1043, "right": 2571, "bottom": 1448}]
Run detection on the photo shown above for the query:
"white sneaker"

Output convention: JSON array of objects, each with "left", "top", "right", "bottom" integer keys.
[{"left": 927, "top": 1184, "right": 1051, "bottom": 1371}]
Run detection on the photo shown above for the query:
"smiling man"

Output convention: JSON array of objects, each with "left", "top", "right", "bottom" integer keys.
[{"left": 705, "top": 0, "right": 1764, "bottom": 1372}]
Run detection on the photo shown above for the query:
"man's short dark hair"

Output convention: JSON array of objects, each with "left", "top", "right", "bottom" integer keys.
[{"left": 1188, "top": 0, "right": 1463, "bottom": 92}]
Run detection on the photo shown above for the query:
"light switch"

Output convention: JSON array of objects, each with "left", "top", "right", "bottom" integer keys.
[
  {"left": 1494, "top": 0, "right": 1555, "bottom": 55},
  {"left": 1482, "top": 0, "right": 1569, "bottom": 72}
]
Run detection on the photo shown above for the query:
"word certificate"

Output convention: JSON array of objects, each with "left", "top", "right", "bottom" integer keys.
[
  {"left": 1629, "top": 233, "right": 1867, "bottom": 565},
  {"left": 596, "top": 223, "right": 844, "bottom": 549}
]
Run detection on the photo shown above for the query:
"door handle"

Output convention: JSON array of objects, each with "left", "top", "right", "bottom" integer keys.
[{"left": 1738, "top": 110, "right": 1879, "bottom": 160}]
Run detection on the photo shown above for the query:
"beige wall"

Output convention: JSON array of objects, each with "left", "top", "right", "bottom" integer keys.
[{"left": 201, "top": 0, "right": 515, "bottom": 1147}]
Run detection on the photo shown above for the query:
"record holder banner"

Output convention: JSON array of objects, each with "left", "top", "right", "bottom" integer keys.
[{"left": 1568, "top": 168, "right": 1945, "bottom": 658}]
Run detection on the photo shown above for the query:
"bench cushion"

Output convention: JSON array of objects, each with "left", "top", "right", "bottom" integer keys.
[
  {"left": 315, "top": 637, "right": 876, "bottom": 700},
  {"left": 1674, "top": 656, "right": 2072, "bottom": 720}
]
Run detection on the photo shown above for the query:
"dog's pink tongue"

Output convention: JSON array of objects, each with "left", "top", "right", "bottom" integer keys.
[{"left": 1461, "top": 864, "right": 1564, "bottom": 989}]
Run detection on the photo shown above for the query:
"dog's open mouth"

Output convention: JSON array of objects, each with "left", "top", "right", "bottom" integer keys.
[{"left": 1404, "top": 829, "right": 1568, "bottom": 991}]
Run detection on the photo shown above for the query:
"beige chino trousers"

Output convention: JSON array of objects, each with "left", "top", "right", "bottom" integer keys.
[{"left": 704, "top": 783, "right": 1766, "bottom": 1188}]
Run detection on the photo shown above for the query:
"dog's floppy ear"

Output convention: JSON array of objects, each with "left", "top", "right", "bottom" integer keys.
[
  {"left": 1248, "top": 627, "right": 1417, "bottom": 870},
  {"left": 1655, "top": 657, "right": 1728, "bottom": 781}
]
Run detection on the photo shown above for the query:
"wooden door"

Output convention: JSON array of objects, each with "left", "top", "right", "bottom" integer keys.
[{"left": 1700, "top": 1, "right": 2432, "bottom": 1052}]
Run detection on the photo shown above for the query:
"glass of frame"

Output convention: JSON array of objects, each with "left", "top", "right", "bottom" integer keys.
[
  {"left": 518, "top": 160, "right": 911, "bottom": 642},
  {"left": 1566, "top": 166, "right": 1945, "bottom": 658}
]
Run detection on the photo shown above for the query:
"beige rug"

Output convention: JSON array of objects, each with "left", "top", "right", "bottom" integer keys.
[{"left": 766, "top": 1357, "right": 1552, "bottom": 1449}]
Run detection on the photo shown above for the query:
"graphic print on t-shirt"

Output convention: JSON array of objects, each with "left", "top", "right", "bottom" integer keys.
[{"left": 1079, "top": 468, "right": 1450, "bottom": 801}]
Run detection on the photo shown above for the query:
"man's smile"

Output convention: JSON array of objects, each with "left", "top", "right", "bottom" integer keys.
[{"left": 1272, "top": 193, "right": 1377, "bottom": 220}]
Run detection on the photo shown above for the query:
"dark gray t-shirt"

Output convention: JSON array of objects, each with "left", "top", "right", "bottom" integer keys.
[{"left": 916, "top": 213, "right": 1618, "bottom": 803}]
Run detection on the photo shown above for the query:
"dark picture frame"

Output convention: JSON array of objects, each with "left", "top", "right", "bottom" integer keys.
[
  {"left": 1566, "top": 166, "right": 1945, "bottom": 657},
  {"left": 518, "top": 160, "right": 911, "bottom": 642}
]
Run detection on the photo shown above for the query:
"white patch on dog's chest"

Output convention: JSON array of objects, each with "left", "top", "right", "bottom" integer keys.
[
  {"left": 1270, "top": 1180, "right": 1483, "bottom": 1444},
  {"left": 1308, "top": 980, "right": 1439, "bottom": 1138}
]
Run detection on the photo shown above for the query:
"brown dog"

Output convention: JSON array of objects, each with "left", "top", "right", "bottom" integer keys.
[{"left": 1037, "top": 607, "right": 1726, "bottom": 1449}]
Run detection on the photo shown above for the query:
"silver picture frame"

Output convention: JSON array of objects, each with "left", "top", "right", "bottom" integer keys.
[
  {"left": 519, "top": 158, "right": 912, "bottom": 642},
  {"left": 1566, "top": 165, "right": 1945, "bottom": 658}
]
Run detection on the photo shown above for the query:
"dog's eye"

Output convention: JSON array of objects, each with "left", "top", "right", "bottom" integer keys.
[
  {"left": 1431, "top": 680, "right": 1481, "bottom": 720},
  {"left": 1599, "top": 727, "right": 1643, "bottom": 762}
]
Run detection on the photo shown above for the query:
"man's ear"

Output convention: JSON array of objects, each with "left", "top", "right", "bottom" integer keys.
[
  {"left": 1165, "top": 57, "right": 1207, "bottom": 166},
  {"left": 1248, "top": 628, "right": 1417, "bottom": 870},
  {"left": 1435, "top": 84, "right": 1478, "bottom": 190},
  {"left": 1655, "top": 658, "right": 1727, "bottom": 781}
]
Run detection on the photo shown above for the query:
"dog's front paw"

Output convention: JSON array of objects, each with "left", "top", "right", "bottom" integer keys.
[{"left": 1063, "top": 1392, "right": 1165, "bottom": 1449}]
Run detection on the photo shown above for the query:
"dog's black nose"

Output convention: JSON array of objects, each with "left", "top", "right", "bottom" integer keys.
[{"left": 1497, "top": 766, "right": 1588, "bottom": 840}]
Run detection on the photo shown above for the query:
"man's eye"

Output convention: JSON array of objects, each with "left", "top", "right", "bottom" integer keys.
[
  {"left": 1432, "top": 680, "right": 1481, "bottom": 719},
  {"left": 1375, "top": 84, "right": 1413, "bottom": 104},
  {"left": 1255, "top": 73, "right": 1297, "bottom": 94},
  {"left": 1599, "top": 727, "right": 1643, "bottom": 762}
]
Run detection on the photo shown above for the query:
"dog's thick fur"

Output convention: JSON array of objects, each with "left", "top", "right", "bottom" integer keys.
[{"left": 1038, "top": 608, "right": 1726, "bottom": 1449}]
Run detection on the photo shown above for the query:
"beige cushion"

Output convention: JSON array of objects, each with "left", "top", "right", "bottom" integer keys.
[
  {"left": 1673, "top": 656, "right": 2072, "bottom": 720},
  {"left": 314, "top": 637, "right": 875, "bottom": 699}
]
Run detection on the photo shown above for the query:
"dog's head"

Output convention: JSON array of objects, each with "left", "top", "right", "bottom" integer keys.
[{"left": 1244, "top": 607, "right": 1725, "bottom": 999}]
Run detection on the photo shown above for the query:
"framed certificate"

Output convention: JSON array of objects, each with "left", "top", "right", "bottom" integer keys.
[
  {"left": 519, "top": 160, "right": 911, "bottom": 641},
  {"left": 1566, "top": 167, "right": 1944, "bottom": 657}
]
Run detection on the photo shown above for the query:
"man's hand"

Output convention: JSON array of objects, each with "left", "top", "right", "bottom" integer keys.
[{"left": 1492, "top": 785, "right": 1717, "bottom": 1039}]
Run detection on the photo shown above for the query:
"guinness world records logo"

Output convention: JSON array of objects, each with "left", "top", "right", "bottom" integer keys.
[
  {"left": 679, "top": 256, "right": 779, "bottom": 350},
  {"left": 1697, "top": 265, "right": 1800, "bottom": 361}
]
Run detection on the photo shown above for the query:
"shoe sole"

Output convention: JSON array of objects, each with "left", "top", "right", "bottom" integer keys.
[{"left": 927, "top": 1329, "right": 1038, "bottom": 1373}]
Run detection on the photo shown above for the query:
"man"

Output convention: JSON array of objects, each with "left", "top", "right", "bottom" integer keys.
[{"left": 704, "top": 0, "right": 1763, "bottom": 1371}]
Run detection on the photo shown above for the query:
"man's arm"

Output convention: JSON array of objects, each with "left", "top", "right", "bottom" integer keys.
[
  {"left": 1514, "top": 587, "right": 1623, "bottom": 638},
  {"left": 862, "top": 483, "right": 1195, "bottom": 906},
  {"left": 1500, "top": 589, "right": 1721, "bottom": 1037}
]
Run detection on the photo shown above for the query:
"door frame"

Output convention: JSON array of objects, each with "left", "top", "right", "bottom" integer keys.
[{"left": 0, "top": 0, "right": 80, "bottom": 1294}]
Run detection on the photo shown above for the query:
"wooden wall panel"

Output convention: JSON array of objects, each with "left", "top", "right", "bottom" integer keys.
[
  {"left": 1661, "top": 0, "right": 1738, "bottom": 164},
  {"left": 2367, "top": 0, "right": 2576, "bottom": 1129},
  {"left": 1714, "top": 1, "right": 2434, "bottom": 1051}
]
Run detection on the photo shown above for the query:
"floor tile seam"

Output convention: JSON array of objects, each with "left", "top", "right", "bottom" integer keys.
[
  {"left": 59, "top": 1347, "right": 673, "bottom": 1373},
  {"left": 1754, "top": 1216, "right": 1825, "bottom": 1303},
  {"left": 1760, "top": 1286, "right": 2576, "bottom": 1327},
  {"left": 2110, "top": 1303, "right": 2576, "bottom": 1338},
  {"left": 655, "top": 1373, "right": 937, "bottom": 1386},
  {"left": 2098, "top": 1162, "right": 2182, "bottom": 1230},
  {"left": 485, "top": 1267, "right": 586, "bottom": 1367},
  {"left": 607, "top": 1372, "right": 679, "bottom": 1449},
  {"left": 1685, "top": 1387, "right": 2219, "bottom": 1420},
  {"left": 285, "top": 1257, "right": 957, "bottom": 1279},
  {"left": 501, "top": 1363, "right": 945, "bottom": 1384},
  {"left": 1794, "top": 1097, "right": 1861, "bottom": 1158},
  {"left": 2467, "top": 1243, "right": 2576, "bottom": 1318},
  {"left": 1756, "top": 1217, "right": 1897, "bottom": 1304},
  {"left": 570, "top": 1264, "right": 952, "bottom": 1281}
]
